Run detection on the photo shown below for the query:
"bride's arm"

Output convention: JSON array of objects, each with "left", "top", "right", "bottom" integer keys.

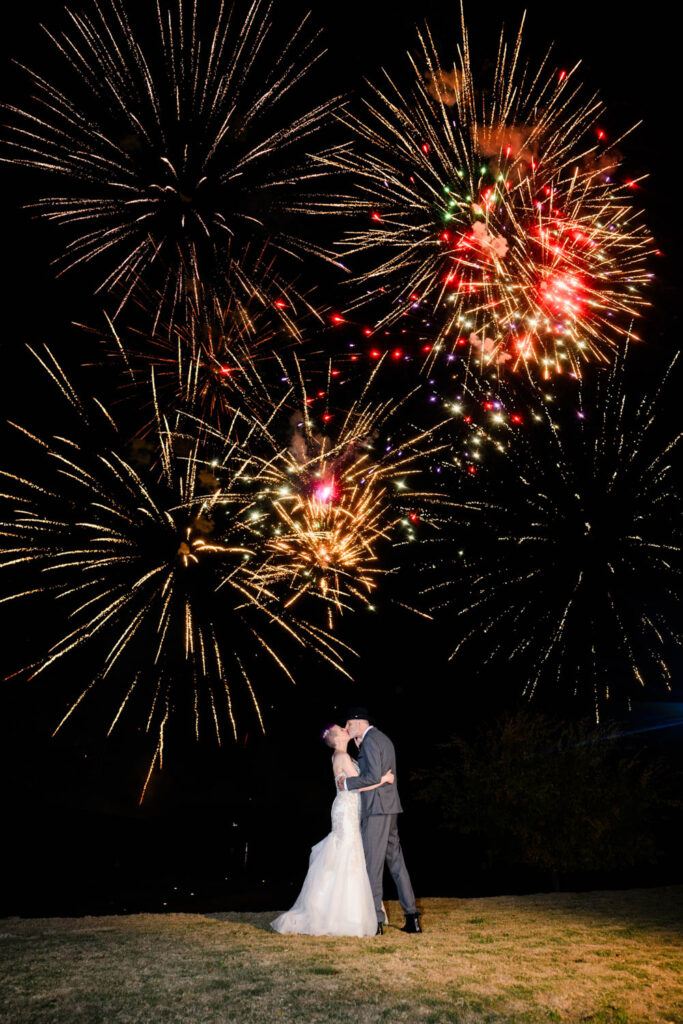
[
  {"left": 357, "top": 769, "right": 394, "bottom": 792},
  {"left": 334, "top": 753, "right": 393, "bottom": 791}
]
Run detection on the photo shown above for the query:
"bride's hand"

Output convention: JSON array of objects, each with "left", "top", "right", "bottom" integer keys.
[{"left": 381, "top": 769, "right": 395, "bottom": 785}]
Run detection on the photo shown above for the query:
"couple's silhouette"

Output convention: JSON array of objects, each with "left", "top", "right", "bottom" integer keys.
[{"left": 272, "top": 709, "right": 421, "bottom": 937}]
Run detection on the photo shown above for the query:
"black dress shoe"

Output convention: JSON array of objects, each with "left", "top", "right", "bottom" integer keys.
[
  {"left": 376, "top": 922, "right": 384, "bottom": 935},
  {"left": 400, "top": 913, "right": 422, "bottom": 934}
]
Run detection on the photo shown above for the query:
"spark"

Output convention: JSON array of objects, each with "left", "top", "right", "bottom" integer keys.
[
  {"left": 0, "top": 346, "right": 348, "bottom": 796},
  {"left": 91, "top": 260, "right": 319, "bottom": 429},
  {"left": 326, "top": 9, "right": 654, "bottom": 380},
  {"left": 2, "top": 0, "right": 338, "bottom": 318},
  {"left": 201, "top": 354, "right": 454, "bottom": 628},
  {"left": 424, "top": 346, "right": 682, "bottom": 717}
]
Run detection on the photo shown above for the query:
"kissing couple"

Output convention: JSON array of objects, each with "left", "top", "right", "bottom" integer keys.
[{"left": 272, "top": 708, "right": 421, "bottom": 937}]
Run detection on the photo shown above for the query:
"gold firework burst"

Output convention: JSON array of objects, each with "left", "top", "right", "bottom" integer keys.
[
  {"left": 0, "top": 346, "right": 348, "bottom": 800},
  {"left": 326, "top": 10, "right": 654, "bottom": 379},
  {"left": 2, "top": 0, "right": 339, "bottom": 317}
]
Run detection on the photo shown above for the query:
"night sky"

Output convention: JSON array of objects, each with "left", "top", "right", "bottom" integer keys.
[{"left": 0, "top": 0, "right": 680, "bottom": 917}]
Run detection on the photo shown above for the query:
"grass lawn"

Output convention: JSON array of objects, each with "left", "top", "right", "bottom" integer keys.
[{"left": 1, "top": 887, "right": 682, "bottom": 1024}]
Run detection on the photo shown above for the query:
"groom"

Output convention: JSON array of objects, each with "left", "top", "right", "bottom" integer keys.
[{"left": 338, "top": 707, "right": 421, "bottom": 935}]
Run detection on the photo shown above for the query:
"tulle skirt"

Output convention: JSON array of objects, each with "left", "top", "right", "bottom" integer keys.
[{"left": 271, "top": 817, "right": 377, "bottom": 937}]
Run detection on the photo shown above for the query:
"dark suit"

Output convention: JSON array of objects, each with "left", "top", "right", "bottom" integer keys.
[{"left": 345, "top": 727, "right": 417, "bottom": 921}]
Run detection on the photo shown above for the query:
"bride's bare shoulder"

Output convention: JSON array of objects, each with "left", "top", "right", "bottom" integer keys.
[{"left": 331, "top": 751, "right": 357, "bottom": 777}]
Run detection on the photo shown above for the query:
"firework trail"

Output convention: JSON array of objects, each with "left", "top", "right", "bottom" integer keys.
[
  {"left": 423, "top": 347, "right": 682, "bottom": 718},
  {"left": 89, "top": 253, "right": 320, "bottom": 429},
  {"left": 0, "top": 347, "right": 348, "bottom": 799},
  {"left": 1, "top": 0, "right": 339, "bottom": 317},
  {"left": 199, "top": 355, "right": 454, "bottom": 627},
  {"left": 327, "top": 9, "right": 654, "bottom": 380}
]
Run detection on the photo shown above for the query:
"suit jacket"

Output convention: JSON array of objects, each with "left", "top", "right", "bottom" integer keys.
[{"left": 344, "top": 727, "right": 403, "bottom": 815}]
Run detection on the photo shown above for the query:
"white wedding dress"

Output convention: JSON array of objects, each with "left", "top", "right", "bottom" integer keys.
[{"left": 271, "top": 764, "right": 377, "bottom": 937}]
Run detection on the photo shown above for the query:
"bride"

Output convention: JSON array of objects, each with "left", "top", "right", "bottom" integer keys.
[{"left": 271, "top": 723, "right": 394, "bottom": 937}]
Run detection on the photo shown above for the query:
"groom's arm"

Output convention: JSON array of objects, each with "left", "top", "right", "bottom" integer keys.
[{"left": 344, "top": 734, "right": 383, "bottom": 791}]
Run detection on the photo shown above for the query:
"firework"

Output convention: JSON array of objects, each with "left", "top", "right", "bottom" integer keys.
[
  {"left": 424, "top": 348, "right": 682, "bottom": 718},
  {"left": 329, "top": 11, "right": 654, "bottom": 379},
  {"left": 1, "top": 0, "right": 337, "bottom": 316},
  {"left": 203, "top": 356, "right": 454, "bottom": 627},
  {"left": 265, "top": 491, "right": 388, "bottom": 624},
  {"left": 0, "top": 347, "right": 347, "bottom": 799},
  {"left": 92, "top": 253, "right": 320, "bottom": 429}
]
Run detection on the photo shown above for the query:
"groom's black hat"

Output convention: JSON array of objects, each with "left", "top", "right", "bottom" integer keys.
[{"left": 346, "top": 706, "right": 372, "bottom": 722}]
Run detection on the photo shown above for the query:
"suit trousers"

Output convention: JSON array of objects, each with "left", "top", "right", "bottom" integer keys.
[{"left": 361, "top": 813, "right": 417, "bottom": 920}]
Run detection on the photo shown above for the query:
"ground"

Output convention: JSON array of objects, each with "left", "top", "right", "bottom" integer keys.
[{"left": 1, "top": 888, "right": 682, "bottom": 1023}]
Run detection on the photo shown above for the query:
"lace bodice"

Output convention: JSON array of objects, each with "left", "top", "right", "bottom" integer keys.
[
  {"left": 330, "top": 755, "right": 362, "bottom": 839},
  {"left": 331, "top": 787, "right": 362, "bottom": 839}
]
